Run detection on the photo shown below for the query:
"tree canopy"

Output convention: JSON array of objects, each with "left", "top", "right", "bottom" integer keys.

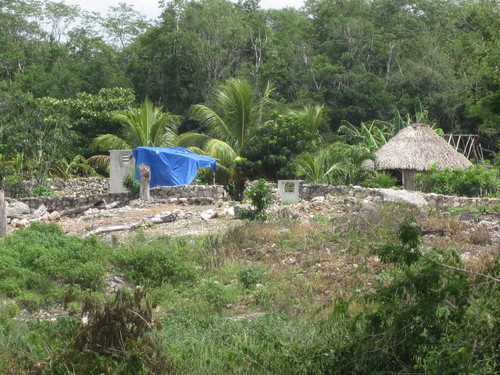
[{"left": 0, "top": 0, "right": 498, "bottom": 189}]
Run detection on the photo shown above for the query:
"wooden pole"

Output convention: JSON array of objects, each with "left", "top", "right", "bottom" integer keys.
[
  {"left": 139, "top": 164, "right": 151, "bottom": 201},
  {"left": 0, "top": 189, "right": 6, "bottom": 237}
]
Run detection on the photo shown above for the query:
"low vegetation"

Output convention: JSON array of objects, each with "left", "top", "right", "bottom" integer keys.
[
  {"left": 416, "top": 164, "right": 500, "bottom": 197},
  {"left": 0, "top": 201, "right": 498, "bottom": 374}
]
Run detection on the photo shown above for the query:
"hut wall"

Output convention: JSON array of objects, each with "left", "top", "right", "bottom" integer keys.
[{"left": 402, "top": 170, "right": 416, "bottom": 190}]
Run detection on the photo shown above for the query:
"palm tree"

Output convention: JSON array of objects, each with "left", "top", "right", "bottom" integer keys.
[
  {"left": 288, "top": 104, "right": 325, "bottom": 142},
  {"left": 176, "top": 78, "right": 272, "bottom": 199},
  {"left": 294, "top": 143, "right": 374, "bottom": 185},
  {"left": 294, "top": 148, "right": 347, "bottom": 185},
  {"left": 92, "top": 97, "right": 180, "bottom": 152},
  {"left": 90, "top": 97, "right": 180, "bottom": 168}
]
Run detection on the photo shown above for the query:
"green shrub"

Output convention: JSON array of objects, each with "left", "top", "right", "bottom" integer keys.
[
  {"left": 122, "top": 171, "right": 140, "bottom": 196},
  {"left": 33, "top": 184, "right": 56, "bottom": 197},
  {"left": 362, "top": 171, "right": 398, "bottom": 188},
  {"left": 416, "top": 164, "right": 499, "bottom": 197},
  {"left": 0, "top": 222, "right": 110, "bottom": 307},
  {"left": 238, "top": 266, "right": 266, "bottom": 289},
  {"left": 114, "top": 240, "right": 198, "bottom": 288},
  {"left": 0, "top": 301, "right": 19, "bottom": 322},
  {"left": 240, "top": 179, "right": 273, "bottom": 221},
  {"left": 238, "top": 208, "right": 269, "bottom": 222},
  {"left": 309, "top": 219, "right": 500, "bottom": 374},
  {"left": 199, "top": 281, "right": 237, "bottom": 309},
  {"left": 246, "top": 179, "right": 273, "bottom": 212}
]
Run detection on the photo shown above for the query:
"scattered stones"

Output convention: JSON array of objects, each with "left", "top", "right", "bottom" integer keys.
[
  {"left": 311, "top": 196, "right": 325, "bottom": 203},
  {"left": 48, "top": 211, "right": 61, "bottom": 221},
  {"left": 32, "top": 204, "right": 47, "bottom": 217},
  {"left": 16, "top": 218, "right": 29, "bottom": 227},
  {"left": 200, "top": 209, "right": 216, "bottom": 220}
]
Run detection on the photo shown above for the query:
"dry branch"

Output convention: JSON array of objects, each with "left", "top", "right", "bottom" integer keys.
[{"left": 84, "top": 214, "right": 176, "bottom": 238}]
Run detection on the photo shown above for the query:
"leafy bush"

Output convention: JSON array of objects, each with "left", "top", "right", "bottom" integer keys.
[
  {"left": 362, "top": 171, "right": 398, "bottom": 188},
  {"left": 239, "top": 179, "right": 273, "bottom": 221},
  {"left": 122, "top": 171, "right": 140, "bottom": 196},
  {"left": 199, "top": 281, "right": 237, "bottom": 309},
  {"left": 113, "top": 239, "right": 198, "bottom": 287},
  {"left": 243, "top": 114, "right": 317, "bottom": 180},
  {"left": 238, "top": 266, "right": 266, "bottom": 289},
  {"left": 416, "top": 164, "right": 499, "bottom": 197},
  {"left": 33, "top": 184, "right": 56, "bottom": 197},
  {"left": 0, "top": 222, "right": 110, "bottom": 308},
  {"left": 309, "top": 220, "right": 500, "bottom": 374},
  {"left": 295, "top": 142, "right": 375, "bottom": 185}
]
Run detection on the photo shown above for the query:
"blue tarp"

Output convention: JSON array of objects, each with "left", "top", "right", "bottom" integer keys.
[{"left": 132, "top": 147, "right": 217, "bottom": 187}]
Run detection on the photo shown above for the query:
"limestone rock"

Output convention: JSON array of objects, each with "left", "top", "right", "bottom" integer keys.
[
  {"left": 48, "top": 211, "right": 61, "bottom": 221},
  {"left": 378, "top": 189, "right": 427, "bottom": 207},
  {"left": 6, "top": 201, "right": 30, "bottom": 217},
  {"left": 200, "top": 209, "right": 216, "bottom": 220},
  {"left": 16, "top": 218, "right": 29, "bottom": 227},
  {"left": 33, "top": 204, "right": 48, "bottom": 217},
  {"left": 311, "top": 196, "right": 325, "bottom": 203}
]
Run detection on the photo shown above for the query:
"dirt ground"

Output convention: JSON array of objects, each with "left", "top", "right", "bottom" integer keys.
[{"left": 56, "top": 200, "right": 242, "bottom": 240}]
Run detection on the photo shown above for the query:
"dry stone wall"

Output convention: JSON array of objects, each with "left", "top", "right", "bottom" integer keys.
[
  {"left": 297, "top": 184, "right": 500, "bottom": 208},
  {"left": 151, "top": 185, "right": 228, "bottom": 205},
  {"left": 12, "top": 193, "right": 133, "bottom": 212},
  {"left": 48, "top": 177, "right": 110, "bottom": 196},
  {"left": 5, "top": 177, "right": 499, "bottom": 214},
  {"left": 4, "top": 177, "right": 110, "bottom": 198}
]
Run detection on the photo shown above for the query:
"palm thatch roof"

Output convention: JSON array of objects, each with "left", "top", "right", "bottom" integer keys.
[{"left": 375, "top": 123, "right": 472, "bottom": 171}]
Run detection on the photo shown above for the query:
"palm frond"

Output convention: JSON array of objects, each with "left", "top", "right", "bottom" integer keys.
[
  {"left": 174, "top": 132, "right": 212, "bottom": 150},
  {"left": 189, "top": 104, "right": 230, "bottom": 144},
  {"left": 204, "top": 139, "right": 237, "bottom": 169},
  {"left": 92, "top": 134, "right": 131, "bottom": 152},
  {"left": 88, "top": 154, "right": 111, "bottom": 169},
  {"left": 301, "top": 104, "right": 325, "bottom": 135}
]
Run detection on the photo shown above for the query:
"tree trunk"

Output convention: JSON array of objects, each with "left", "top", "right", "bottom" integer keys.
[
  {"left": 0, "top": 189, "right": 6, "bottom": 237},
  {"left": 139, "top": 164, "right": 151, "bottom": 201}
]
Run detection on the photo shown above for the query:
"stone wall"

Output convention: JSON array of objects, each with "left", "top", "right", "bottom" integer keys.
[
  {"left": 13, "top": 192, "right": 132, "bottom": 211},
  {"left": 297, "top": 184, "right": 500, "bottom": 208},
  {"left": 4, "top": 177, "right": 110, "bottom": 198},
  {"left": 6, "top": 184, "right": 228, "bottom": 212},
  {"left": 48, "top": 177, "right": 110, "bottom": 196},
  {"left": 6, "top": 178, "right": 499, "bottom": 213},
  {"left": 151, "top": 185, "right": 228, "bottom": 205}
]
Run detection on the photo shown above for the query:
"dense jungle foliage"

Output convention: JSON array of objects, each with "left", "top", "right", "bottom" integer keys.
[{"left": 0, "top": 0, "right": 499, "bottom": 194}]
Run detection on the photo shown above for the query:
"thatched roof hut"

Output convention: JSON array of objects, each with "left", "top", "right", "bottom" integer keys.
[{"left": 374, "top": 123, "right": 472, "bottom": 190}]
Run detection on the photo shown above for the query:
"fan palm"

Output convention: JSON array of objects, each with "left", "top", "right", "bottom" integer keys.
[{"left": 176, "top": 78, "right": 273, "bottom": 187}]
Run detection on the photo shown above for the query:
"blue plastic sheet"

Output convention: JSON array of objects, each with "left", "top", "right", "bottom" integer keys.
[{"left": 132, "top": 147, "right": 217, "bottom": 187}]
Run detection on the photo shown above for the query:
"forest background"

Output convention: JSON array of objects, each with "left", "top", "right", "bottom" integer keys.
[{"left": 0, "top": 0, "right": 498, "bottom": 191}]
